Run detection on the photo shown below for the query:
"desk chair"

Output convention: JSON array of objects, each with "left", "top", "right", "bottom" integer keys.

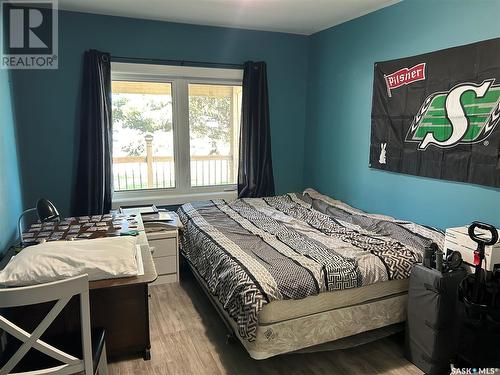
[{"left": 0, "top": 275, "right": 108, "bottom": 375}]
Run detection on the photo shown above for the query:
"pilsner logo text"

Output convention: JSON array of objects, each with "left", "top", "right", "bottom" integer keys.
[{"left": 384, "top": 63, "right": 426, "bottom": 96}]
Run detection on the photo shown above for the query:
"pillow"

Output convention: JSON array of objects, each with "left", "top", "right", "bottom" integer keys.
[
  {"left": 0, "top": 236, "right": 138, "bottom": 287},
  {"left": 304, "top": 188, "right": 395, "bottom": 221}
]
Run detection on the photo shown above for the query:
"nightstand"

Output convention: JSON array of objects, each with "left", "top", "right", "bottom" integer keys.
[{"left": 144, "top": 215, "right": 180, "bottom": 285}]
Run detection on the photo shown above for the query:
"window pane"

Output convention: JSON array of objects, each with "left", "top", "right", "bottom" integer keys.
[
  {"left": 189, "top": 84, "right": 242, "bottom": 187},
  {"left": 112, "top": 81, "right": 175, "bottom": 191}
]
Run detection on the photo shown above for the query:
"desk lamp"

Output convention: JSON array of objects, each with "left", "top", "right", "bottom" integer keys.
[{"left": 18, "top": 198, "right": 59, "bottom": 244}]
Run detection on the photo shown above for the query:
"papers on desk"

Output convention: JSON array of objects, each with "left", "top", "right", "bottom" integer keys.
[
  {"left": 120, "top": 205, "right": 158, "bottom": 215},
  {"left": 0, "top": 237, "right": 140, "bottom": 287},
  {"left": 141, "top": 211, "right": 172, "bottom": 222}
]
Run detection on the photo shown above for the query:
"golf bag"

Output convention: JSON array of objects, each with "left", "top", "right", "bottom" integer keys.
[
  {"left": 456, "top": 274, "right": 500, "bottom": 367},
  {"left": 456, "top": 222, "right": 500, "bottom": 367}
]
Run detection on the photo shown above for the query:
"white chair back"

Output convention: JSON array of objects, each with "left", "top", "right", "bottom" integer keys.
[{"left": 0, "top": 275, "right": 93, "bottom": 375}]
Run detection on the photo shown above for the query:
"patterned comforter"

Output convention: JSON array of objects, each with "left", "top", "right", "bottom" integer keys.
[{"left": 178, "top": 189, "right": 444, "bottom": 342}]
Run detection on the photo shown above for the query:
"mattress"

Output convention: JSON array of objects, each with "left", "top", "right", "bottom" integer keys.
[
  {"left": 178, "top": 189, "right": 444, "bottom": 343},
  {"left": 259, "top": 278, "right": 409, "bottom": 324},
  {"left": 188, "top": 258, "right": 408, "bottom": 359},
  {"left": 243, "top": 294, "right": 408, "bottom": 359}
]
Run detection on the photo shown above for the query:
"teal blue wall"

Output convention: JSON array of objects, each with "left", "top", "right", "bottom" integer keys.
[
  {"left": 10, "top": 10, "right": 309, "bottom": 216},
  {"left": 0, "top": 67, "right": 23, "bottom": 252},
  {"left": 305, "top": 0, "right": 500, "bottom": 229},
  {"left": 10, "top": 1, "right": 500, "bottom": 229}
]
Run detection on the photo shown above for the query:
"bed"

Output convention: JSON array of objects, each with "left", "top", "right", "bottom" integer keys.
[{"left": 177, "top": 188, "right": 444, "bottom": 359}]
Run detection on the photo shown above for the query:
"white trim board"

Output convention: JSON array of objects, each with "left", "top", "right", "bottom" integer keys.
[{"left": 111, "top": 62, "right": 243, "bottom": 81}]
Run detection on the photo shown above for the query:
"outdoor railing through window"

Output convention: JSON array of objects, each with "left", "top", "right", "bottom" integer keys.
[{"left": 113, "top": 155, "right": 235, "bottom": 191}]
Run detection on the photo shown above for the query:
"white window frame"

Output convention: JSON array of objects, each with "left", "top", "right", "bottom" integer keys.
[{"left": 110, "top": 62, "right": 243, "bottom": 207}]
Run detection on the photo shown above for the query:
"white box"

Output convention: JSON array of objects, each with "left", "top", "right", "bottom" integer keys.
[{"left": 444, "top": 226, "right": 500, "bottom": 271}]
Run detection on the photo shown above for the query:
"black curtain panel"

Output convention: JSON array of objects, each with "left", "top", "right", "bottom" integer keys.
[
  {"left": 73, "top": 50, "right": 112, "bottom": 216},
  {"left": 238, "top": 61, "right": 275, "bottom": 198}
]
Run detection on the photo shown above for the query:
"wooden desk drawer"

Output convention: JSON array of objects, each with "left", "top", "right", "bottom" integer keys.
[
  {"left": 149, "top": 238, "right": 177, "bottom": 258},
  {"left": 154, "top": 256, "right": 177, "bottom": 275}
]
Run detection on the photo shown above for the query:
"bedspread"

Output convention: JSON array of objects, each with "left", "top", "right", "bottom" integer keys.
[{"left": 178, "top": 189, "right": 443, "bottom": 342}]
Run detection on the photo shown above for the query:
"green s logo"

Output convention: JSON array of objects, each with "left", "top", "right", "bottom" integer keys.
[{"left": 407, "top": 79, "right": 500, "bottom": 150}]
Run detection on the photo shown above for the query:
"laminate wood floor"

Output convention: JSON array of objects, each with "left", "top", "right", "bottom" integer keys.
[{"left": 109, "top": 272, "right": 422, "bottom": 375}]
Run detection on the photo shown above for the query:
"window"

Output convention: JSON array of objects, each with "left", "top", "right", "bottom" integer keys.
[
  {"left": 189, "top": 83, "right": 241, "bottom": 187},
  {"left": 112, "top": 81, "right": 175, "bottom": 190},
  {"left": 111, "top": 63, "right": 243, "bottom": 205}
]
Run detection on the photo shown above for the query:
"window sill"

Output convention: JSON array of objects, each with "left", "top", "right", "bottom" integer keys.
[{"left": 112, "top": 189, "right": 238, "bottom": 209}]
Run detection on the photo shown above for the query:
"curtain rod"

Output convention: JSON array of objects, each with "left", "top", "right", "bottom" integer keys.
[{"left": 110, "top": 55, "right": 244, "bottom": 70}]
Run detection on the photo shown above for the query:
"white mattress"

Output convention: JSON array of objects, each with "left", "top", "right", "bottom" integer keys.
[
  {"left": 259, "top": 278, "right": 409, "bottom": 324},
  {"left": 189, "top": 261, "right": 409, "bottom": 359}
]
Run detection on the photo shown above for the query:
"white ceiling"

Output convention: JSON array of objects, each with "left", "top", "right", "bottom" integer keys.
[{"left": 57, "top": 0, "right": 400, "bottom": 35}]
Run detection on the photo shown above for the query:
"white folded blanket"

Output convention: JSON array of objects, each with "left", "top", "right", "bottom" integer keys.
[{"left": 0, "top": 236, "right": 139, "bottom": 286}]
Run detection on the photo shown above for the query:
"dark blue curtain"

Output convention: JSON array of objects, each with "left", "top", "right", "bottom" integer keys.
[
  {"left": 238, "top": 61, "right": 275, "bottom": 198},
  {"left": 74, "top": 50, "right": 112, "bottom": 216}
]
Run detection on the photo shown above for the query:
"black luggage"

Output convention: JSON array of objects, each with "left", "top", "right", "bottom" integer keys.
[{"left": 405, "top": 264, "right": 467, "bottom": 375}]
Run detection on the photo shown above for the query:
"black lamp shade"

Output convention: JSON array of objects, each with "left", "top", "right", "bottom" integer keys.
[{"left": 36, "top": 198, "right": 59, "bottom": 222}]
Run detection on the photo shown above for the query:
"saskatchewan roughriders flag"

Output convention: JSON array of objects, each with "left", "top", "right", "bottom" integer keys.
[{"left": 370, "top": 38, "right": 500, "bottom": 188}]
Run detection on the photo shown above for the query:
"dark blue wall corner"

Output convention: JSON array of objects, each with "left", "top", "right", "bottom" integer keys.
[
  {"left": 10, "top": 10, "right": 309, "bottom": 216},
  {"left": 0, "top": 67, "right": 23, "bottom": 252},
  {"left": 304, "top": 0, "right": 500, "bottom": 228}
]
